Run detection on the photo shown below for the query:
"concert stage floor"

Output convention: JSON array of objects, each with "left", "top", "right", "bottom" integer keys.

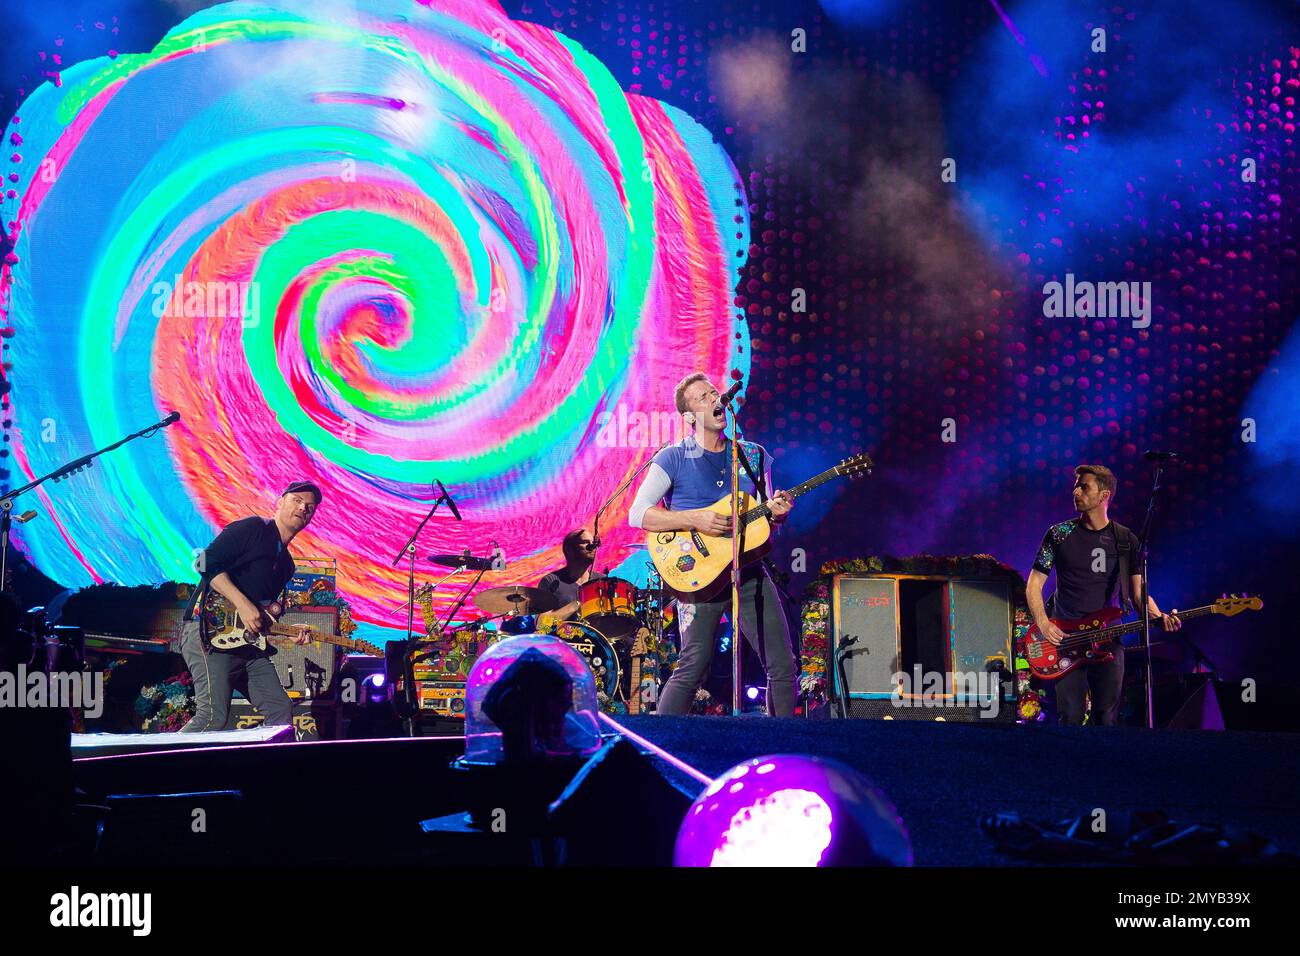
[
  {"left": 621, "top": 717, "right": 1300, "bottom": 865},
  {"left": 65, "top": 717, "right": 1300, "bottom": 866},
  {"left": 71, "top": 725, "right": 293, "bottom": 758}
]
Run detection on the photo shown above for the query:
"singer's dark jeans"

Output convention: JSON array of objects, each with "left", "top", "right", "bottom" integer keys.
[
  {"left": 1053, "top": 642, "right": 1125, "bottom": 726},
  {"left": 657, "top": 570, "right": 798, "bottom": 717},
  {"left": 178, "top": 621, "right": 293, "bottom": 732}
]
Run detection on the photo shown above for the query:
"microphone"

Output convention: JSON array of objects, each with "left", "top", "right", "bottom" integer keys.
[
  {"left": 1144, "top": 450, "right": 1181, "bottom": 462},
  {"left": 161, "top": 411, "right": 181, "bottom": 426},
  {"left": 434, "top": 480, "right": 463, "bottom": 521},
  {"left": 718, "top": 378, "right": 743, "bottom": 408}
]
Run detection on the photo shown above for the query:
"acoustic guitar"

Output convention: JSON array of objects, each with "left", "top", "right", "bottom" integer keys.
[{"left": 646, "top": 452, "right": 873, "bottom": 600}]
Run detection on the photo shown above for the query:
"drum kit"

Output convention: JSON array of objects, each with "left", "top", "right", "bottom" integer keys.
[{"left": 402, "top": 548, "right": 677, "bottom": 711}]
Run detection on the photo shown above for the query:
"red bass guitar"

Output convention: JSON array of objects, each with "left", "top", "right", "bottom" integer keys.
[{"left": 1021, "top": 595, "right": 1261, "bottom": 680}]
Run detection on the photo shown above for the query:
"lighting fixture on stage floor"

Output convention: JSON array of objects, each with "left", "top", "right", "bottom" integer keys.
[
  {"left": 461, "top": 634, "right": 602, "bottom": 765},
  {"left": 338, "top": 653, "right": 400, "bottom": 738},
  {"left": 673, "top": 754, "right": 913, "bottom": 867}
]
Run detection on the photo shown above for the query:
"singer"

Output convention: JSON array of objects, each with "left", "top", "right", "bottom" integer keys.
[{"left": 627, "top": 372, "right": 798, "bottom": 716}]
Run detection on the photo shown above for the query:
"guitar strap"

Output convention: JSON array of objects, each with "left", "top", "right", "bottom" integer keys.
[
  {"left": 1110, "top": 521, "right": 1135, "bottom": 614},
  {"left": 733, "top": 439, "right": 768, "bottom": 501}
]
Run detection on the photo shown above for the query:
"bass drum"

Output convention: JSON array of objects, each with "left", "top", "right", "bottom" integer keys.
[{"left": 545, "top": 620, "right": 621, "bottom": 699}]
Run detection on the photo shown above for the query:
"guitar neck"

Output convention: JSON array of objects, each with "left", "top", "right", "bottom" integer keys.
[
  {"left": 1085, "top": 604, "right": 1216, "bottom": 641},
  {"left": 267, "top": 624, "right": 362, "bottom": 653},
  {"left": 740, "top": 465, "right": 844, "bottom": 527}
]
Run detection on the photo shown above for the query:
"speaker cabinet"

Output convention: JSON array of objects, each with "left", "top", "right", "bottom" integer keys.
[
  {"left": 267, "top": 605, "right": 341, "bottom": 698},
  {"left": 948, "top": 578, "right": 1014, "bottom": 673},
  {"left": 833, "top": 576, "right": 899, "bottom": 696},
  {"left": 831, "top": 574, "right": 1014, "bottom": 717}
]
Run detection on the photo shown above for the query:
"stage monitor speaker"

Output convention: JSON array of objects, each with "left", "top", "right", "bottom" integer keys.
[
  {"left": 268, "top": 605, "right": 341, "bottom": 698},
  {"left": 1166, "top": 676, "right": 1226, "bottom": 731},
  {"left": 229, "top": 698, "right": 329, "bottom": 740}
]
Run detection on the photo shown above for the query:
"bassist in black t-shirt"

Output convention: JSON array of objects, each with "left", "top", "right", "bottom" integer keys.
[
  {"left": 1026, "top": 465, "right": 1181, "bottom": 725},
  {"left": 178, "top": 482, "right": 322, "bottom": 733}
]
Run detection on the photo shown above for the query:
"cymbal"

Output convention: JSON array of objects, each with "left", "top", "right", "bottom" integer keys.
[
  {"left": 427, "top": 553, "right": 496, "bottom": 571},
  {"left": 474, "top": 585, "right": 561, "bottom": 615}
]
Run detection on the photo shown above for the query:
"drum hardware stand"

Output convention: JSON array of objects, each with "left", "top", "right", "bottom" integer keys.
[
  {"left": 435, "top": 559, "right": 492, "bottom": 633},
  {"left": 393, "top": 578, "right": 440, "bottom": 615},
  {"left": 0, "top": 412, "right": 179, "bottom": 595}
]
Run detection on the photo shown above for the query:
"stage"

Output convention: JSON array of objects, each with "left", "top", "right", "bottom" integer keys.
[
  {"left": 64, "top": 717, "right": 1300, "bottom": 867},
  {"left": 2, "top": 0, "right": 1298, "bottom": 921}
]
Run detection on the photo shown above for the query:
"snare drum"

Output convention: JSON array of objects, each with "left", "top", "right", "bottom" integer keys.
[{"left": 577, "top": 577, "right": 637, "bottom": 638}]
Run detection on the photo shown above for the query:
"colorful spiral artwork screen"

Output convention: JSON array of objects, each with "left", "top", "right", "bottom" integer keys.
[{"left": 0, "top": 0, "right": 750, "bottom": 635}]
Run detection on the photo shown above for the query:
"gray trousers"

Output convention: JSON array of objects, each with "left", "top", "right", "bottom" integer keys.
[
  {"left": 178, "top": 620, "right": 293, "bottom": 732},
  {"left": 658, "top": 571, "right": 798, "bottom": 717}
]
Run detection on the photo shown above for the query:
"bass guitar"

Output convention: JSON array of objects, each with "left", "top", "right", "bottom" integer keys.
[
  {"left": 1021, "top": 594, "right": 1261, "bottom": 680},
  {"left": 647, "top": 452, "right": 873, "bottom": 600}
]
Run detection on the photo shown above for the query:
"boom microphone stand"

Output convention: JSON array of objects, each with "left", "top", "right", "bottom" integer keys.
[
  {"left": 0, "top": 411, "right": 181, "bottom": 593},
  {"left": 591, "top": 439, "right": 674, "bottom": 567}
]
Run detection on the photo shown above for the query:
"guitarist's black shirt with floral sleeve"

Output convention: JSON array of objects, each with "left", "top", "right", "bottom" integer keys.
[
  {"left": 183, "top": 516, "right": 297, "bottom": 620},
  {"left": 1033, "top": 519, "right": 1140, "bottom": 621}
]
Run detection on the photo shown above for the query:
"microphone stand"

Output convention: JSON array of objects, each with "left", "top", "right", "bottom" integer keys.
[
  {"left": 0, "top": 413, "right": 179, "bottom": 594},
  {"left": 591, "top": 439, "right": 674, "bottom": 566},
  {"left": 727, "top": 406, "right": 743, "bottom": 716},
  {"left": 391, "top": 495, "right": 445, "bottom": 644},
  {"left": 1135, "top": 459, "right": 1167, "bottom": 730},
  {"left": 436, "top": 565, "right": 490, "bottom": 634},
  {"left": 835, "top": 636, "right": 859, "bottom": 720}
]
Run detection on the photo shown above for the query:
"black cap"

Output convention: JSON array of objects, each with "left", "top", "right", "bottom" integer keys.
[{"left": 282, "top": 480, "right": 323, "bottom": 504}]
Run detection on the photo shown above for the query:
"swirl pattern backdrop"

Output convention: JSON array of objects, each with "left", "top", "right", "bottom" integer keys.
[{"left": 0, "top": 0, "right": 751, "bottom": 635}]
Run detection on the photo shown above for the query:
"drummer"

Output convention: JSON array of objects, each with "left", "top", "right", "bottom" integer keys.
[{"left": 536, "top": 528, "right": 604, "bottom": 624}]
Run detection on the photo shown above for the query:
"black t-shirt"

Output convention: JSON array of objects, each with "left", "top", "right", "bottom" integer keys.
[
  {"left": 1033, "top": 519, "right": 1140, "bottom": 621},
  {"left": 184, "top": 516, "right": 297, "bottom": 620},
  {"left": 537, "top": 567, "right": 605, "bottom": 606}
]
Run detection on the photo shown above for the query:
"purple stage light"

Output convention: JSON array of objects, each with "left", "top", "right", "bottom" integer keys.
[
  {"left": 745, "top": 686, "right": 760, "bottom": 701},
  {"left": 674, "top": 755, "right": 913, "bottom": 867},
  {"left": 366, "top": 673, "right": 385, "bottom": 689}
]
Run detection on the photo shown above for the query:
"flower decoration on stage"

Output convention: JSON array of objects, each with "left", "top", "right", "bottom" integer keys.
[
  {"left": 1011, "top": 610, "right": 1044, "bottom": 723},
  {"left": 798, "top": 598, "right": 830, "bottom": 705},
  {"left": 0, "top": 0, "right": 750, "bottom": 634},
  {"left": 294, "top": 579, "right": 360, "bottom": 639},
  {"left": 136, "top": 672, "right": 196, "bottom": 732}
]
